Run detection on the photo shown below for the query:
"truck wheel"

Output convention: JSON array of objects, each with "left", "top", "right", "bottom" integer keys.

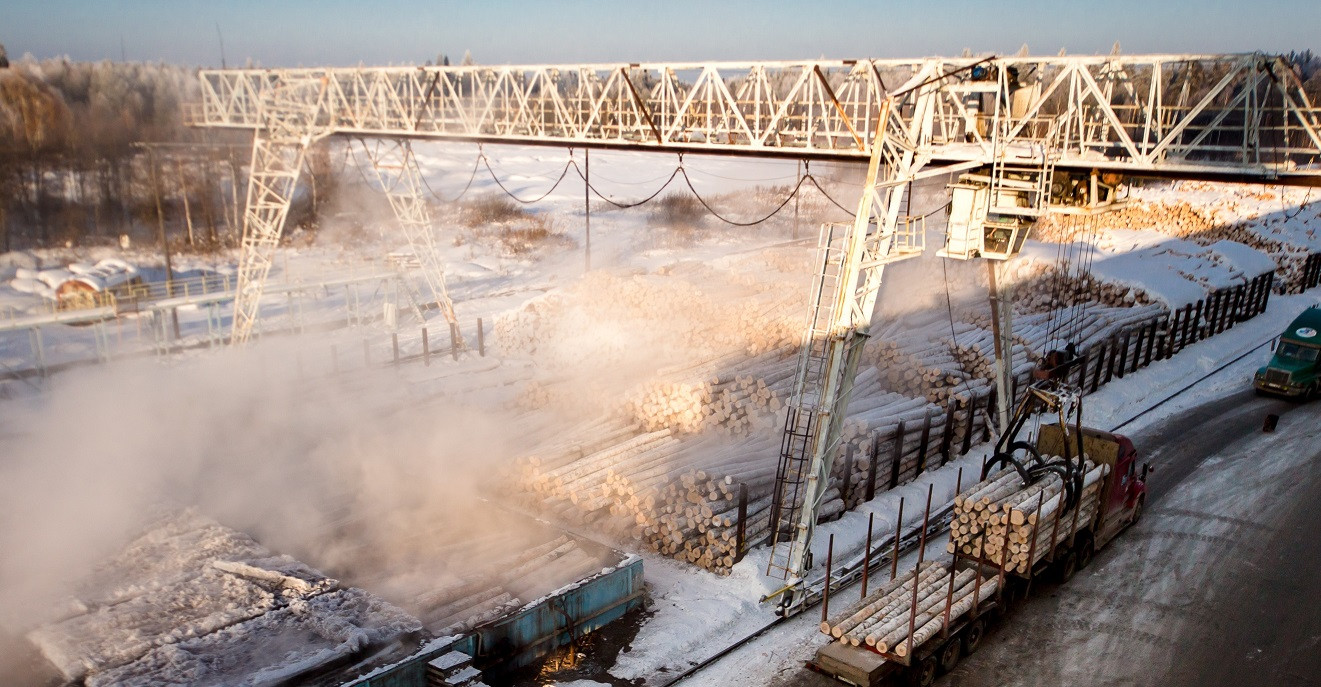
[
  {"left": 1077, "top": 536, "right": 1095, "bottom": 571},
  {"left": 1058, "top": 549, "right": 1078, "bottom": 583},
  {"left": 1131, "top": 496, "right": 1145, "bottom": 525},
  {"left": 938, "top": 637, "right": 962, "bottom": 674},
  {"left": 907, "top": 655, "right": 938, "bottom": 687},
  {"left": 961, "top": 618, "right": 985, "bottom": 656}
]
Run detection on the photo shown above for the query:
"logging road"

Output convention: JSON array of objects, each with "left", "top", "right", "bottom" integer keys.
[
  {"left": 771, "top": 387, "right": 1321, "bottom": 687},
  {"left": 940, "top": 388, "right": 1321, "bottom": 687}
]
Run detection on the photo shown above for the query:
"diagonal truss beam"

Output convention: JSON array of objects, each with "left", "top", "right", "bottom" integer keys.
[
  {"left": 360, "top": 138, "right": 457, "bottom": 324},
  {"left": 191, "top": 53, "right": 1321, "bottom": 185}
]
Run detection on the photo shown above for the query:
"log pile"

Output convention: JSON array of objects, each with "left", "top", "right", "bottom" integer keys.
[
  {"left": 947, "top": 461, "right": 1110, "bottom": 574},
  {"left": 864, "top": 321, "right": 992, "bottom": 407},
  {"left": 1035, "top": 184, "right": 1319, "bottom": 294},
  {"left": 492, "top": 269, "right": 804, "bottom": 365},
  {"left": 820, "top": 560, "right": 1000, "bottom": 655},
  {"left": 642, "top": 449, "right": 778, "bottom": 573},
  {"left": 961, "top": 303, "right": 1167, "bottom": 363},
  {"left": 1001, "top": 259, "right": 1157, "bottom": 312},
  {"left": 622, "top": 346, "right": 797, "bottom": 435}
]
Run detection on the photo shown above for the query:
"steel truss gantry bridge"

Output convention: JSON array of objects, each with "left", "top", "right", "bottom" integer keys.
[
  {"left": 190, "top": 53, "right": 1320, "bottom": 606},
  {"left": 191, "top": 53, "right": 1321, "bottom": 344}
]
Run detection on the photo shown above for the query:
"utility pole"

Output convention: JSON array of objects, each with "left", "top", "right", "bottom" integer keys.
[{"left": 147, "top": 147, "right": 181, "bottom": 339}]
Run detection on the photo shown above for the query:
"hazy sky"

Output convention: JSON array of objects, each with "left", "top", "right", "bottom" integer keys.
[{"left": 2, "top": 0, "right": 1318, "bottom": 67}]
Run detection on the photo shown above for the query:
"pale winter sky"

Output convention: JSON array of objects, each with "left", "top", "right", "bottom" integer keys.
[{"left": 2, "top": 0, "right": 1318, "bottom": 67}]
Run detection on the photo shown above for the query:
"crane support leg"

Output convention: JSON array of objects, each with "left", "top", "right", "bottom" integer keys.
[
  {"left": 231, "top": 132, "right": 310, "bottom": 344},
  {"left": 360, "top": 139, "right": 457, "bottom": 325}
]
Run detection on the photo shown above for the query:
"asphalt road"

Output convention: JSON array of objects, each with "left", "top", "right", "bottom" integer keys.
[
  {"left": 782, "top": 389, "right": 1321, "bottom": 687},
  {"left": 943, "top": 389, "right": 1321, "bottom": 687}
]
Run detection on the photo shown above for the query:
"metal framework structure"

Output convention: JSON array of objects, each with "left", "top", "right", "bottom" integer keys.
[
  {"left": 191, "top": 53, "right": 1321, "bottom": 342},
  {"left": 190, "top": 53, "right": 1320, "bottom": 608},
  {"left": 359, "top": 139, "right": 458, "bottom": 324}
]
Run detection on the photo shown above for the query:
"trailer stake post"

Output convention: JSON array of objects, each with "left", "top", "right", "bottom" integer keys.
[
  {"left": 861, "top": 512, "right": 874, "bottom": 600},
  {"left": 891, "top": 497, "right": 905, "bottom": 581},
  {"left": 822, "top": 533, "right": 835, "bottom": 625}
]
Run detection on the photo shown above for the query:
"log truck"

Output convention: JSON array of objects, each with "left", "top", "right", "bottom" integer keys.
[{"left": 810, "top": 381, "right": 1149, "bottom": 687}]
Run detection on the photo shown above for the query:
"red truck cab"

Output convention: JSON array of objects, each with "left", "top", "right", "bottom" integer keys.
[{"left": 1036, "top": 425, "right": 1147, "bottom": 569}]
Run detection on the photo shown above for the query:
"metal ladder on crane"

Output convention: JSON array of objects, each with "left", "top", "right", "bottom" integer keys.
[{"left": 766, "top": 222, "right": 850, "bottom": 579}]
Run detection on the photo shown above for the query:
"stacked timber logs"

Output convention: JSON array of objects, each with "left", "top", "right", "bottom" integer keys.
[
  {"left": 492, "top": 268, "right": 805, "bottom": 364},
  {"left": 1005, "top": 262, "right": 1156, "bottom": 312},
  {"left": 623, "top": 346, "right": 796, "bottom": 435},
  {"left": 1036, "top": 183, "right": 1318, "bottom": 294},
  {"left": 947, "top": 461, "right": 1110, "bottom": 574},
  {"left": 820, "top": 560, "right": 1000, "bottom": 655},
  {"left": 948, "top": 324, "right": 1035, "bottom": 380},
  {"left": 865, "top": 321, "right": 992, "bottom": 407},
  {"left": 962, "top": 303, "right": 1167, "bottom": 363}
]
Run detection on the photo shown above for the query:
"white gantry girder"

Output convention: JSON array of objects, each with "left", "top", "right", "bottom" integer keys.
[
  {"left": 359, "top": 138, "right": 458, "bottom": 325},
  {"left": 193, "top": 53, "right": 1321, "bottom": 342},
  {"left": 192, "top": 54, "right": 1321, "bottom": 184}
]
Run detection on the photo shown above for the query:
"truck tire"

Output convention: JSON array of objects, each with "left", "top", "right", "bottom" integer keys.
[
  {"left": 907, "top": 655, "right": 938, "bottom": 687},
  {"left": 938, "top": 637, "right": 962, "bottom": 674},
  {"left": 1131, "top": 496, "right": 1145, "bottom": 525},
  {"left": 1058, "top": 548, "right": 1078, "bottom": 583},
  {"left": 1076, "top": 535, "right": 1095, "bottom": 571},
  {"left": 961, "top": 618, "right": 985, "bottom": 656}
]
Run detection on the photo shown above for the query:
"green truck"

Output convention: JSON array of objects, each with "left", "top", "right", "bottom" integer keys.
[{"left": 1254, "top": 305, "right": 1321, "bottom": 398}]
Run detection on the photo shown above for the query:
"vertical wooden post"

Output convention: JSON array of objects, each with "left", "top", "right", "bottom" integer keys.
[
  {"left": 889, "top": 421, "right": 906, "bottom": 489},
  {"left": 961, "top": 401, "right": 975, "bottom": 455},
  {"left": 734, "top": 483, "right": 748, "bottom": 563},
  {"left": 916, "top": 412, "right": 933, "bottom": 476},
  {"left": 422, "top": 327, "right": 430, "bottom": 366},
  {"left": 392, "top": 333, "right": 399, "bottom": 365},
  {"left": 1104, "top": 338, "right": 1118, "bottom": 383},
  {"left": 1143, "top": 321, "right": 1157, "bottom": 367},
  {"left": 584, "top": 148, "right": 591, "bottom": 271},
  {"left": 450, "top": 322, "right": 460, "bottom": 360},
  {"left": 939, "top": 403, "right": 957, "bottom": 465},
  {"left": 865, "top": 434, "right": 879, "bottom": 502},
  {"left": 861, "top": 512, "right": 874, "bottom": 600},
  {"left": 890, "top": 497, "right": 905, "bottom": 581},
  {"left": 821, "top": 533, "right": 834, "bottom": 625},
  {"left": 477, "top": 317, "right": 485, "bottom": 357}
]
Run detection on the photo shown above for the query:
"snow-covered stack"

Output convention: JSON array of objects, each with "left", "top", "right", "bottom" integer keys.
[
  {"left": 865, "top": 321, "right": 992, "bottom": 407},
  {"left": 491, "top": 269, "right": 803, "bottom": 366},
  {"left": 1003, "top": 259, "right": 1156, "bottom": 312},
  {"left": 622, "top": 346, "right": 796, "bottom": 435},
  {"left": 27, "top": 510, "right": 421, "bottom": 687},
  {"left": 948, "top": 461, "right": 1110, "bottom": 574},
  {"left": 641, "top": 434, "right": 781, "bottom": 574}
]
